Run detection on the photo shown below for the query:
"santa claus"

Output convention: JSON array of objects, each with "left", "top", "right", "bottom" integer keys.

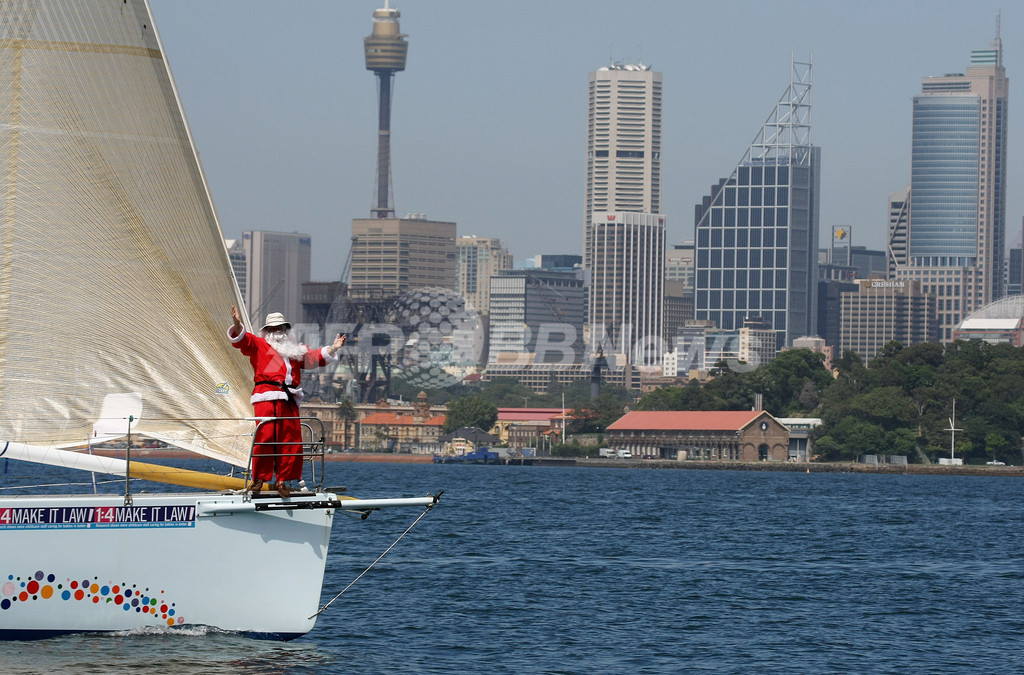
[{"left": 228, "top": 306, "right": 346, "bottom": 497}]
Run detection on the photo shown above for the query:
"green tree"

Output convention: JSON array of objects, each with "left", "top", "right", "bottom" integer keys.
[{"left": 443, "top": 395, "right": 498, "bottom": 433}]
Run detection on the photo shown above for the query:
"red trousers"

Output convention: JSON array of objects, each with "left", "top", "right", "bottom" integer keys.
[{"left": 251, "top": 399, "right": 303, "bottom": 482}]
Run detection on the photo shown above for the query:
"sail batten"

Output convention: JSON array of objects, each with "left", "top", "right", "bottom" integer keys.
[{"left": 0, "top": 1, "right": 255, "bottom": 465}]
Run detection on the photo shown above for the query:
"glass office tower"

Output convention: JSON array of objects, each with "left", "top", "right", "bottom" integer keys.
[
  {"left": 897, "top": 31, "right": 1008, "bottom": 341},
  {"left": 694, "top": 60, "right": 818, "bottom": 350}
]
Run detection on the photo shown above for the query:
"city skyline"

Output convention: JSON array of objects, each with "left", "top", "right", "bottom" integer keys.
[{"left": 151, "top": 1, "right": 1022, "bottom": 281}]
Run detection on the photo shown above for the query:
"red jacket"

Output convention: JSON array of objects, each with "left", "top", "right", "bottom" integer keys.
[{"left": 228, "top": 327, "right": 336, "bottom": 404}]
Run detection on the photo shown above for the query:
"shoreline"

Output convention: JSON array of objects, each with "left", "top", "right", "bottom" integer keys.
[{"left": 89, "top": 449, "right": 1023, "bottom": 476}]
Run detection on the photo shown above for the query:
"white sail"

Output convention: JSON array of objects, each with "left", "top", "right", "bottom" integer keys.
[{"left": 0, "top": 0, "right": 256, "bottom": 466}]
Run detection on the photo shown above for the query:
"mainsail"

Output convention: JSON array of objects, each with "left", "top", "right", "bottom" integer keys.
[{"left": 0, "top": 0, "right": 256, "bottom": 466}]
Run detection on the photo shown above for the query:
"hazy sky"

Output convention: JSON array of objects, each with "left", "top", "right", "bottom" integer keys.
[{"left": 150, "top": 1, "right": 1020, "bottom": 281}]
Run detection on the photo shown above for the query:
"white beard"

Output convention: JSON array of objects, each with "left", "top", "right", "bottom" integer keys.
[{"left": 262, "top": 329, "right": 308, "bottom": 361}]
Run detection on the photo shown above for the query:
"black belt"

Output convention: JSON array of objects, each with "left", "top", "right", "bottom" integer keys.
[{"left": 255, "top": 380, "right": 297, "bottom": 405}]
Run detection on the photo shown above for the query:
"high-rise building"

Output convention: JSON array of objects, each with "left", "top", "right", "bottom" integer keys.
[
  {"left": 487, "top": 268, "right": 586, "bottom": 363},
  {"left": 364, "top": 3, "right": 408, "bottom": 219},
  {"left": 887, "top": 186, "right": 910, "bottom": 278},
  {"left": 240, "top": 230, "right": 312, "bottom": 324},
  {"left": 587, "top": 212, "right": 665, "bottom": 365},
  {"left": 349, "top": 215, "right": 456, "bottom": 297},
  {"left": 694, "top": 59, "right": 819, "bottom": 349},
  {"left": 456, "top": 236, "right": 514, "bottom": 315},
  {"left": 583, "top": 63, "right": 664, "bottom": 365},
  {"left": 225, "top": 238, "right": 247, "bottom": 298},
  {"left": 896, "top": 30, "right": 1008, "bottom": 340},
  {"left": 840, "top": 280, "right": 939, "bottom": 362},
  {"left": 584, "top": 63, "right": 662, "bottom": 269}
]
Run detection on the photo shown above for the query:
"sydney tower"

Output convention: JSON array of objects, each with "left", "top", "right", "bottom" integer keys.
[{"left": 363, "top": 2, "right": 408, "bottom": 219}]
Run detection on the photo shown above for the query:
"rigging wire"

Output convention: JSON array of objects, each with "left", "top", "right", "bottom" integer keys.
[{"left": 309, "top": 491, "right": 442, "bottom": 620}]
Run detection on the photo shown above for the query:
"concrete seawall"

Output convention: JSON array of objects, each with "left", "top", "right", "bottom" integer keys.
[{"left": 87, "top": 449, "right": 1023, "bottom": 476}]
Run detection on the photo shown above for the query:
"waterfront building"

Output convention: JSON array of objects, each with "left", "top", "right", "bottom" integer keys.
[
  {"left": 895, "top": 32, "right": 1008, "bottom": 341},
  {"left": 354, "top": 394, "right": 446, "bottom": 453},
  {"left": 456, "top": 236, "right": 514, "bottom": 316},
  {"left": 694, "top": 59, "right": 819, "bottom": 348},
  {"left": 839, "top": 279, "right": 939, "bottom": 362},
  {"left": 349, "top": 215, "right": 456, "bottom": 296},
  {"left": 240, "top": 230, "right": 311, "bottom": 325},
  {"left": 605, "top": 410, "right": 791, "bottom": 461},
  {"left": 491, "top": 408, "right": 565, "bottom": 451}
]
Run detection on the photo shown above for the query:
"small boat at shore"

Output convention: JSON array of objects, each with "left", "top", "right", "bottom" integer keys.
[{"left": 0, "top": 0, "right": 438, "bottom": 640}]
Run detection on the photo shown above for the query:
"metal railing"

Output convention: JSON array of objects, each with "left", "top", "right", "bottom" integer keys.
[{"left": 245, "top": 416, "right": 327, "bottom": 492}]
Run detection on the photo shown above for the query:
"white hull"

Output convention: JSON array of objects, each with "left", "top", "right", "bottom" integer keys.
[{"left": 0, "top": 491, "right": 335, "bottom": 640}]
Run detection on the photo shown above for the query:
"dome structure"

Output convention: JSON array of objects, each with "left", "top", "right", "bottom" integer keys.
[{"left": 954, "top": 294, "right": 1024, "bottom": 345}]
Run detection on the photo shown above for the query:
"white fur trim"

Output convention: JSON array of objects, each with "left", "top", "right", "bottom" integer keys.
[
  {"left": 251, "top": 391, "right": 288, "bottom": 404},
  {"left": 322, "top": 346, "right": 339, "bottom": 363},
  {"left": 228, "top": 326, "right": 246, "bottom": 343},
  {"left": 250, "top": 388, "right": 304, "bottom": 404}
]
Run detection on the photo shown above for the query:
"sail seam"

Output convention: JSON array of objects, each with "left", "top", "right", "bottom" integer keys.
[{"left": 0, "top": 38, "right": 160, "bottom": 59}]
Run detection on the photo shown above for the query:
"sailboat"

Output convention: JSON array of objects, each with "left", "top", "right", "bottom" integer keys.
[{"left": 0, "top": 0, "right": 437, "bottom": 640}]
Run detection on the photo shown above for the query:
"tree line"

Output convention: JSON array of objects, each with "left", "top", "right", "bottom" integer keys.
[{"left": 408, "top": 340, "right": 1024, "bottom": 464}]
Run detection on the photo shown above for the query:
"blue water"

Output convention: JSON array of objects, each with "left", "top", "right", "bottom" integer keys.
[{"left": 3, "top": 462, "right": 1024, "bottom": 673}]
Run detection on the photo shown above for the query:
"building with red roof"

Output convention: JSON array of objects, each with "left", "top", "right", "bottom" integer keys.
[
  {"left": 355, "top": 392, "right": 446, "bottom": 453},
  {"left": 605, "top": 410, "right": 791, "bottom": 461}
]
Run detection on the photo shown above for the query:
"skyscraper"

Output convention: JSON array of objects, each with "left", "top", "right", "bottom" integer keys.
[
  {"left": 584, "top": 63, "right": 664, "bottom": 365},
  {"left": 455, "top": 236, "right": 514, "bottom": 315},
  {"left": 587, "top": 212, "right": 665, "bottom": 365},
  {"left": 897, "top": 28, "right": 1008, "bottom": 340},
  {"left": 241, "top": 230, "right": 312, "bottom": 324},
  {"left": 694, "top": 59, "right": 819, "bottom": 349},
  {"left": 349, "top": 215, "right": 456, "bottom": 296},
  {"left": 584, "top": 63, "right": 662, "bottom": 268}
]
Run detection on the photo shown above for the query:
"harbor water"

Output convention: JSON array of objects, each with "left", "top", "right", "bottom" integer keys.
[{"left": 3, "top": 461, "right": 1024, "bottom": 673}]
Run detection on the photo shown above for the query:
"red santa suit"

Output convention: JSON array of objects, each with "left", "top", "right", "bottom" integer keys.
[{"left": 228, "top": 326, "right": 338, "bottom": 483}]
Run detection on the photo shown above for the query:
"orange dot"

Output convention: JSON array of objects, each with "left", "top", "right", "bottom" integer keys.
[
  {"left": 74, "top": 590, "right": 84, "bottom": 601},
  {"left": 166, "top": 618, "right": 175, "bottom": 626},
  {"left": 111, "top": 585, "right": 120, "bottom": 594},
  {"left": 41, "top": 586, "right": 53, "bottom": 599},
  {"left": 90, "top": 584, "right": 99, "bottom": 594}
]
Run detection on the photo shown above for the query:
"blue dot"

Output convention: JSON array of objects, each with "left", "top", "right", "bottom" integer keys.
[
  {"left": 168, "top": 609, "right": 175, "bottom": 616},
  {"left": 122, "top": 604, "right": 130, "bottom": 611},
  {"left": 100, "top": 586, "right": 110, "bottom": 595},
  {"left": 61, "top": 590, "right": 71, "bottom": 600}
]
